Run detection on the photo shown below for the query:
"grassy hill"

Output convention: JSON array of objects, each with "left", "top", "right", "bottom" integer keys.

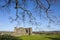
[
  {"left": 0, "top": 34, "right": 60, "bottom": 40},
  {"left": 18, "top": 34, "right": 60, "bottom": 40}
]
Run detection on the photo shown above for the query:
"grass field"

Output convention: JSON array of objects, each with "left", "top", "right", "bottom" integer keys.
[
  {"left": 0, "top": 34, "right": 60, "bottom": 40},
  {"left": 18, "top": 34, "right": 60, "bottom": 40}
]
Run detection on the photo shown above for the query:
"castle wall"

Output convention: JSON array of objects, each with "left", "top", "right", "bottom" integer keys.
[{"left": 14, "top": 27, "right": 32, "bottom": 36}]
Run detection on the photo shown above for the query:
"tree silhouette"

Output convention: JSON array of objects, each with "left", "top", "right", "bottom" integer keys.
[{"left": 0, "top": 0, "right": 60, "bottom": 28}]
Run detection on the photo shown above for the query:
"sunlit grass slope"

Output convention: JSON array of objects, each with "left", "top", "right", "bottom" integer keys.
[
  {"left": 0, "top": 34, "right": 60, "bottom": 40},
  {"left": 18, "top": 34, "right": 60, "bottom": 40}
]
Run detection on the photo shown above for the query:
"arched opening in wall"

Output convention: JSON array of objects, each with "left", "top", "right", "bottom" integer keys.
[{"left": 26, "top": 29, "right": 29, "bottom": 33}]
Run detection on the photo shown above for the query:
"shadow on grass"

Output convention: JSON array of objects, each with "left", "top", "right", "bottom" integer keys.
[
  {"left": 46, "top": 37, "right": 60, "bottom": 40},
  {"left": 0, "top": 34, "right": 22, "bottom": 40}
]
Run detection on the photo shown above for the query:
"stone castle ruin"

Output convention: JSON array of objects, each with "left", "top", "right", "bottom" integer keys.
[
  {"left": 0, "top": 27, "right": 32, "bottom": 36},
  {"left": 14, "top": 27, "right": 32, "bottom": 35}
]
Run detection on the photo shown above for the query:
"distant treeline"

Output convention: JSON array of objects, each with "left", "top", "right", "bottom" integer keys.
[{"left": 32, "top": 31, "right": 60, "bottom": 34}]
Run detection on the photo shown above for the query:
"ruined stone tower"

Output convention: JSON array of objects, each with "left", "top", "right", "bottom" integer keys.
[{"left": 14, "top": 27, "right": 32, "bottom": 35}]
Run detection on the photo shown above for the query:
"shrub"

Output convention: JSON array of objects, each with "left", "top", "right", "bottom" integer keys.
[{"left": 0, "top": 34, "right": 22, "bottom": 40}]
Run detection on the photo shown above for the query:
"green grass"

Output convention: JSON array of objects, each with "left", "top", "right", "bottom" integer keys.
[
  {"left": 18, "top": 34, "right": 60, "bottom": 40},
  {"left": 20, "top": 35, "right": 48, "bottom": 40},
  {"left": 0, "top": 34, "right": 60, "bottom": 40}
]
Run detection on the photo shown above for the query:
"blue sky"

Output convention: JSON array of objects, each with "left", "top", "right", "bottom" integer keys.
[{"left": 0, "top": 0, "right": 60, "bottom": 31}]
